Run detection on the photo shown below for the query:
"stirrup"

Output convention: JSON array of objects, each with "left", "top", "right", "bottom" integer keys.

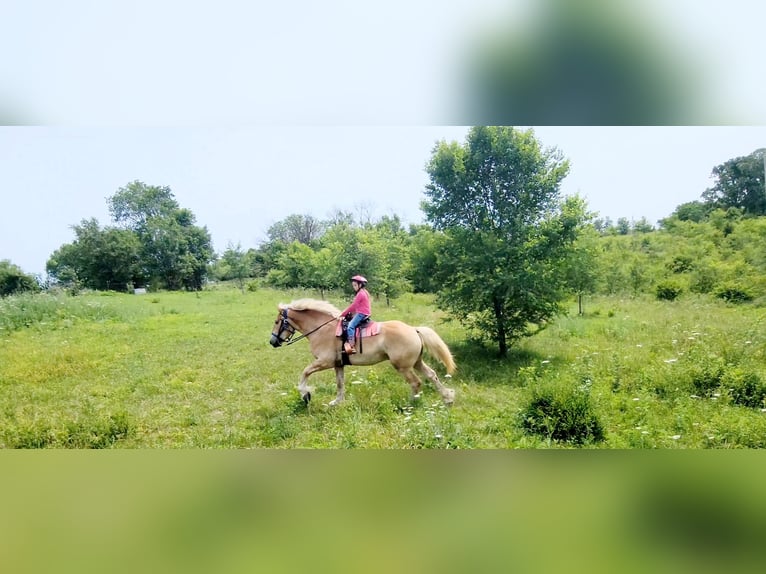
[{"left": 344, "top": 342, "right": 356, "bottom": 355}]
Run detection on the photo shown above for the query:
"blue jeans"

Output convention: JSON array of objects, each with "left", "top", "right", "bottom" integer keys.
[{"left": 347, "top": 313, "right": 370, "bottom": 343}]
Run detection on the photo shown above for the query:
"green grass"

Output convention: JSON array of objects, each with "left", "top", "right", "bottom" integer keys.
[{"left": 1, "top": 287, "right": 765, "bottom": 448}]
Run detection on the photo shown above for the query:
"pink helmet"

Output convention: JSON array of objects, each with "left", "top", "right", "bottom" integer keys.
[{"left": 351, "top": 275, "right": 368, "bottom": 285}]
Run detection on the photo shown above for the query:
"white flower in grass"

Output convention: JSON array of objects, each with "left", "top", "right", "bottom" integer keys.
[
  {"left": 671, "top": 435, "right": 681, "bottom": 440},
  {"left": 664, "top": 358, "right": 678, "bottom": 364}
]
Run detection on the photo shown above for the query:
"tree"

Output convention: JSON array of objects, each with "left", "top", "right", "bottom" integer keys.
[
  {"left": 215, "top": 242, "right": 251, "bottom": 291},
  {"left": 46, "top": 218, "right": 142, "bottom": 291},
  {"left": 561, "top": 221, "right": 602, "bottom": 315},
  {"left": 366, "top": 215, "right": 411, "bottom": 305},
  {"left": 109, "top": 180, "right": 179, "bottom": 230},
  {"left": 616, "top": 217, "right": 631, "bottom": 235},
  {"left": 632, "top": 217, "right": 654, "bottom": 233},
  {"left": 666, "top": 200, "right": 712, "bottom": 223},
  {"left": 267, "top": 214, "right": 326, "bottom": 245},
  {"left": 0, "top": 260, "right": 39, "bottom": 297},
  {"left": 107, "top": 182, "right": 213, "bottom": 290},
  {"left": 423, "top": 126, "right": 581, "bottom": 356},
  {"left": 406, "top": 225, "right": 446, "bottom": 294},
  {"left": 702, "top": 149, "right": 766, "bottom": 216}
]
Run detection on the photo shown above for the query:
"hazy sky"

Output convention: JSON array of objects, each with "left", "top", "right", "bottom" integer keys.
[{"left": 2, "top": 126, "right": 765, "bottom": 276}]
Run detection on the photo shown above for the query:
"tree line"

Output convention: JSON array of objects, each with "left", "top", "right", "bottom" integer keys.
[
  {"left": 45, "top": 181, "right": 213, "bottom": 292},
  {"left": 3, "top": 130, "right": 764, "bottom": 357}
]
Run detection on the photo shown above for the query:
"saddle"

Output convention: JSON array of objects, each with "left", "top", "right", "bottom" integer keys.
[{"left": 335, "top": 316, "right": 381, "bottom": 365}]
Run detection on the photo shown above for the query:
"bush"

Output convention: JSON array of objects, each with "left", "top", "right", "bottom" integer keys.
[
  {"left": 656, "top": 281, "right": 683, "bottom": 301},
  {"left": 685, "top": 356, "right": 725, "bottom": 397},
  {"left": 723, "top": 368, "right": 766, "bottom": 409},
  {"left": 0, "top": 260, "right": 39, "bottom": 297},
  {"left": 715, "top": 283, "right": 753, "bottom": 303},
  {"left": 519, "top": 381, "right": 604, "bottom": 445}
]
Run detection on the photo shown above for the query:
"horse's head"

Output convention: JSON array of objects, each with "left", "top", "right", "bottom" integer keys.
[{"left": 269, "top": 306, "right": 297, "bottom": 348}]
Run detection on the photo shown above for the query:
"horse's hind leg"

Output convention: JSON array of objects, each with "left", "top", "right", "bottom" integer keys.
[
  {"left": 396, "top": 366, "right": 423, "bottom": 400},
  {"left": 415, "top": 358, "right": 455, "bottom": 405}
]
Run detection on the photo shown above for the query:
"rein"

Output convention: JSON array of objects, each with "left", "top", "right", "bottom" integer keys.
[{"left": 283, "top": 310, "right": 339, "bottom": 346}]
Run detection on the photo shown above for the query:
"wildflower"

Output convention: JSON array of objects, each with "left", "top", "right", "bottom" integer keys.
[
  {"left": 664, "top": 358, "right": 677, "bottom": 364},
  {"left": 671, "top": 435, "right": 681, "bottom": 440}
]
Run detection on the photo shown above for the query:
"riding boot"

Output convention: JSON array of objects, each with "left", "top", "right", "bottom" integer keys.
[{"left": 344, "top": 341, "right": 356, "bottom": 355}]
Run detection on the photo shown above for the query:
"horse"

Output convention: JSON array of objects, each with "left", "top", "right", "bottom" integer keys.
[{"left": 269, "top": 298, "right": 456, "bottom": 406}]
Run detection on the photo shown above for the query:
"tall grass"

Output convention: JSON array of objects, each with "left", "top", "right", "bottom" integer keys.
[
  {"left": 0, "top": 291, "right": 122, "bottom": 334},
  {"left": 1, "top": 287, "right": 765, "bottom": 448}
]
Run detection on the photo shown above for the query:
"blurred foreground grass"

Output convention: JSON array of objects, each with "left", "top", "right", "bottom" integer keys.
[{"left": 1, "top": 451, "right": 765, "bottom": 574}]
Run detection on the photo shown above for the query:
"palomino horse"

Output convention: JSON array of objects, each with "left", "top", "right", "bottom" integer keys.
[{"left": 269, "top": 299, "right": 456, "bottom": 406}]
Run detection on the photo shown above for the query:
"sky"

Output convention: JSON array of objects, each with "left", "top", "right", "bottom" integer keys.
[
  {"left": 2, "top": 1, "right": 766, "bottom": 125},
  {"left": 2, "top": 126, "right": 765, "bottom": 276},
  {"left": 2, "top": 2, "right": 766, "bottom": 276}
]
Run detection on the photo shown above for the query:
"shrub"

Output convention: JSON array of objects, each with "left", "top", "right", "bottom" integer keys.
[
  {"left": 0, "top": 260, "right": 39, "bottom": 297},
  {"left": 656, "top": 281, "right": 683, "bottom": 301},
  {"left": 687, "top": 361, "right": 725, "bottom": 397},
  {"left": 667, "top": 255, "right": 693, "bottom": 274},
  {"left": 519, "top": 381, "right": 604, "bottom": 445},
  {"left": 714, "top": 283, "right": 753, "bottom": 303},
  {"left": 723, "top": 368, "right": 766, "bottom": 409}
]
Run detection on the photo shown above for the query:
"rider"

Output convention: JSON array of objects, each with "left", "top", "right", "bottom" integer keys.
[{"left": 340, "top": 275, "right": 371, "bottom": 355}]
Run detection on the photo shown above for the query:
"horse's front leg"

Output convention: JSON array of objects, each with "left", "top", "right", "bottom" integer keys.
[
  {"left": 298, "top": 359, "right": 330, "bottom": 404},
  {"left": 328, "top": 366, "right": 346, "bottom": 406}
]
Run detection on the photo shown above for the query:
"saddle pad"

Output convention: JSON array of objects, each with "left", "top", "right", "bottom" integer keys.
[{"left": 335, "top": 321, "right": 381, "bottom": 338}]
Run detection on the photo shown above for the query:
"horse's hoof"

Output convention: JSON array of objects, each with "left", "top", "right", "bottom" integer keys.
[{"left": 302, "top": 392, "right": 311, "bottom": 405}]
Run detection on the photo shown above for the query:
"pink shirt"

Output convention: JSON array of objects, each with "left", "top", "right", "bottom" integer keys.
[{"left": 342, "top": 288, "right": 371, "bottom": 316}]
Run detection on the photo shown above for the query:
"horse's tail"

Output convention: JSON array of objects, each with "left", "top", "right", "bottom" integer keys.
[{"left": 416, "top": 326, "right": 456, "bottom": 374}]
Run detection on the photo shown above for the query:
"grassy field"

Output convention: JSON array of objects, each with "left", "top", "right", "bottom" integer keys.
[{"left": 1, "top": 286, "right": 765, "bottom": 448}]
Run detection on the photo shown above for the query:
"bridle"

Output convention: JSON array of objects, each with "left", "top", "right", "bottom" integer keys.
[{"left": 270, "top": 307, "right": 338, "bottom": 348}]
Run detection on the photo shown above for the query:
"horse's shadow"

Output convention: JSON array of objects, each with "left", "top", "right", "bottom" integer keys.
[{"left": 447, "top": 340, "right": 559, "bottom": 388}]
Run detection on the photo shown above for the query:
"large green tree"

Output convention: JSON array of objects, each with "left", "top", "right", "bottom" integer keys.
[
  {"left": 702, "top": 148, "right": 766, "bottom": 216},
  {"left": 46, "top": 218, "right": 142, "bottom": 291},
  {"left": 422, "top": 126, "right": 583, "bottom": 356},
  {"left": 108, "top": 181, "right": 213, "bottom": 290}
]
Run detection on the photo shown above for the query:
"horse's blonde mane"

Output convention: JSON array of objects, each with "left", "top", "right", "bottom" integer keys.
[{"left": 279, "top": 299, "right": 341, "bottom": 317}]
